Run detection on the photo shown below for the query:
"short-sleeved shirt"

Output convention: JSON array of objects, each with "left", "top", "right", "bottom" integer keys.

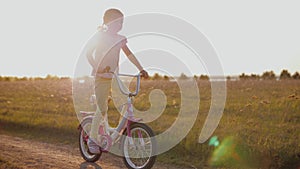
[{"left": 89, "top": 29, "right": 127, "bottom": 77}]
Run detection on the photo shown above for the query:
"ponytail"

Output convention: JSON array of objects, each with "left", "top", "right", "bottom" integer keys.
[{"left": 97, "top": 24, "right": 108, "bottom": 32}]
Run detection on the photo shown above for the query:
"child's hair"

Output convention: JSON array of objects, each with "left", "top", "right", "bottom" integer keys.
[{"left": 103, "top": 8, "right": 123, "bottom": 24}]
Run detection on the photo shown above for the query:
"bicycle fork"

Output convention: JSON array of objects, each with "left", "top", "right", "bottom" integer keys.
[{"left": 126, "top": 101, "right": 145, "bottom": 149}]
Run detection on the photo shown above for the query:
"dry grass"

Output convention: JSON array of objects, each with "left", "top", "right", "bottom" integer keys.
[{"left": 0, "top": 79, "right": 299, "bottom": 168}]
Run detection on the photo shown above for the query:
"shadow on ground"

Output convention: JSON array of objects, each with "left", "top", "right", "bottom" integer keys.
[{"left": 80, "top": 162, "right": 102, "bottom": 169}]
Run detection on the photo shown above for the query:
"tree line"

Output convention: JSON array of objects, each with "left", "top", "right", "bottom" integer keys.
[
  {"left": 0, "top": 75, "right": 70, "bottom": 82},
  {"left": 0, "top": 70, "right": 299, "bottom": 81},
  {"left": 237, "top": 70, "right": 300, "bottom": 80},
  {"left": 150, "top": 70, "right": 300, "bottom": 81}
]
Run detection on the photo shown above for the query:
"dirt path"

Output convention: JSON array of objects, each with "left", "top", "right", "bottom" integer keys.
[{"left": 0, "top": 134, "right": 193, "bottom": 169}]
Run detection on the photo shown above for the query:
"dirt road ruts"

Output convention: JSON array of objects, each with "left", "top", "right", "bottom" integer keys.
[{"left": 0, "top": 134, "right": 193, "bottom": 169}]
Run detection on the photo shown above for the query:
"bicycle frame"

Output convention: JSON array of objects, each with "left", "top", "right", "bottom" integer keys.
[{"left": 80, "top": 72, "right": 143, "bottom": 150}]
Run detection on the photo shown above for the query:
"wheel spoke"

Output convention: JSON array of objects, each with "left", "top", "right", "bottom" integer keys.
[
  {"left": 79, "top": 121, "right": 101, "bottom": 162},
  {"left": 123, "top": 125, "right": 155, "bottom": 168}
]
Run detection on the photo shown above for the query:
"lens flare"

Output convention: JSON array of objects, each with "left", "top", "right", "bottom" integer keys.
[
  {"left": 209, "top": 136, "right": 254, "bottom": 168},
  {"left": 209, "top": 136, "right": 219, "bottom": 147}
]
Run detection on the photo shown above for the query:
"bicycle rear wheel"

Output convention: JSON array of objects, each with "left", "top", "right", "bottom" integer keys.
[
  {"left": 79, "top": 118, "right": 101, "bottom": 162},
  {"left": 122, "top": 123, "right": 157, "bottom": 169}
]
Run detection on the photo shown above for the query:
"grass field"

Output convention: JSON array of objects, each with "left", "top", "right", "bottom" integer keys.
[
  {"left": 0, "top": 156, "right": 20, "bottom": 169},
  {"left": 0, "top": 78, "right": 299, "bottom": 168}
]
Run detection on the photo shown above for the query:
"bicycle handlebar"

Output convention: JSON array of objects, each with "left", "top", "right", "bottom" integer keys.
[{"left": 115, "top": 73, "right": 140, "bottom": 97}]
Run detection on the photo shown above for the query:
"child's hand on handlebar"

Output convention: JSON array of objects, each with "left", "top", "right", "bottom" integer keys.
[{"left": 140, "top": 70, "right": 149, "bottom": 79}]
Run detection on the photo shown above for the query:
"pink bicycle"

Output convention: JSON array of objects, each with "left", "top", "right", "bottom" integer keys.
[{"left": 78, "top": 73, "right": 157, "bottom": 169}]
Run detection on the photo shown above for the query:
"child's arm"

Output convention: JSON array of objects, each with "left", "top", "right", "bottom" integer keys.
[
  {"left": 122, "top": 45, "right": 143, "bottom": 71},
  {"left": 86, "top": 48, "right": 97, "bottom": 76},
  {"left": 86, "top": 36, "right": 98, "bottom": 75},
  {"left": 122, "top": 44, "right": 148, "bottom": 78},
  {"left": 86, "top": 47, "right": 96, "bottom": 70}
]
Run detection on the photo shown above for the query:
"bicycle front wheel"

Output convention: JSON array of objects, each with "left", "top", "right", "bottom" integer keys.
[{"left": 122, "top": 123, "right": 157, "bottom": 169}]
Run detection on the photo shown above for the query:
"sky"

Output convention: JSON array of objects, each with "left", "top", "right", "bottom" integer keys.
[{"left": 0, "top": 0, "right": 299, "bottom": 77}]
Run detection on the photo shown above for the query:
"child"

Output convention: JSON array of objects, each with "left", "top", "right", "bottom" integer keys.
[{"left": 86, "top": 8, "right": 148, "bottom": 154}]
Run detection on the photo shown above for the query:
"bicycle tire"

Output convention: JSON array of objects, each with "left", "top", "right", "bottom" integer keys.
[{"left": 122, "top": 123, "right": 157, "bottom": 169}]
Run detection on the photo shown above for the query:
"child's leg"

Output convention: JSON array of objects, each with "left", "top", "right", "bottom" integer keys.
[{"left": 90, "top": 78, "right": 111, "bottom": 141}]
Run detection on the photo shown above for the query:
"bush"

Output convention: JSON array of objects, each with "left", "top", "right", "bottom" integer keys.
[
  {"left": 163, "top": 75, "right": 170, "bottom": 81},
  {"left": 292, "top": 72, "right": 300, "bottom": 80},
  {"left": 152, "top": 73, "right": 162, "bottom": 80},
  {"left": 261, "top": 71, "right": 276, "bottom": 80},
  {"left": 179, "top": 73, "right": 188, "bottom": 80},
  {"left": 280, "top": 69, "right": 291, "bottom": 80},
  {"left": 200, "top": 74, "right": 209, "bottom": 80}
]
